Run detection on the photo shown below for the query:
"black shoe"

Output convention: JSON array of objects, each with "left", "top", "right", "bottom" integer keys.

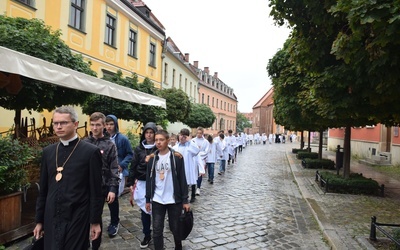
[
  {"left": 190, "top": 197, "right": 196, "bottom": 203},
  {"left": 218, "top": 172, "right": 222, "bottom": 175},
  {"left": 210, "top": 181, "right": 213, "bottom": 184},
  {"left": 140, "top": 235, "right": 151, "bottom": 248}
]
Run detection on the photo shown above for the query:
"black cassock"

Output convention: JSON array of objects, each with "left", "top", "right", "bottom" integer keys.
[{"left": 36, "top": 138, "right": 103, "bottom": 250}]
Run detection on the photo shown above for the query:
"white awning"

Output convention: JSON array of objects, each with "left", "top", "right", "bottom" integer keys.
[{"left": 0, "top": 46, "right": 166, "bottom": 108}]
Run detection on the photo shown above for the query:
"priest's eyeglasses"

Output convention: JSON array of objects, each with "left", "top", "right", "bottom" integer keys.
[{"left": 53, "top": 121, "right": 73, "bottom": 127}]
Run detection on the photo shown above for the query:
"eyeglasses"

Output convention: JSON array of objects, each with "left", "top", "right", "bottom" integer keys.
[{"left": 53, "top": 121, "right": 73, "bottom": 127}]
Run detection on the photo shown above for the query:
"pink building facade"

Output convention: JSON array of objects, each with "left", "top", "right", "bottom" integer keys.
[{"left": 328, "top": 124, "right": 400, "bottom": 165}]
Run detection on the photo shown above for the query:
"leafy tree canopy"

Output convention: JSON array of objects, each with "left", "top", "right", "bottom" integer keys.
[
  {"left": 134, "top": 77, "right": 167, "bottom": 126},
  {"left": 236, "top": 112, "right": 251, "bottom": 132},
  {"left": 82, "top": 71, "right": 167, "bottom": 126},
  {"left": 268, "top": 40, "right": 323, "bottom": 132},
  {"left": 184, "top": 103, "right": 216, "bottom": 129},
  {"left": 269, "top": 0, "right": 400, "bottom": 126},
  {"left": 330, "top": 1, "right": 400, "bottom": 124},
  {"left": 0, "top": 15, "right": 96, "bottom": 113},
  {"left": 159, "top": 87, "right": 191, "bottom": 123},
  {"left": 81, "top": 71, "right": 137, "bottom": 120},
  {"left": 268, "top": 0, "right": 400, "bottom": 177}
]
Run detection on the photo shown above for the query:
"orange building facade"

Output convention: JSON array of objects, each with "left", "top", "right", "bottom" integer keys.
[{"left": 197, "top": 67, "right": 237, "bottom": 136}]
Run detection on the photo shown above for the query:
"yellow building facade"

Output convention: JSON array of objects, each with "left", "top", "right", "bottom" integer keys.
[{"left": 0, "top": 0, "right": 165, "bottom": 133}]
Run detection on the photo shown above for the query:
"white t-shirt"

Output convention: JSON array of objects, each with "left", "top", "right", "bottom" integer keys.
[{"left": 153, "top": 151, "right": 175, "bottom": 205}]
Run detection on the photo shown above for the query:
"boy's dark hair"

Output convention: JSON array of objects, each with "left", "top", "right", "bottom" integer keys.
[
  {"left": 155, "top": 129, "right": 170, "bottom": 140},
  {"left": 180, "top": 128, "right": 190, "bottom": 136},
  {"left": 219, "top": 133, "right": 225, "bottom": 139},
  {"left": 228, "top": 129, "right": 233, "bottom": 134}
]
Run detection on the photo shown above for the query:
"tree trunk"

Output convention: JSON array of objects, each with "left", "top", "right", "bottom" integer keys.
[
  {"left": 318, "top": 129, "right": 323, "bottom": 160},
  {"left": 13, "top": 109, "right": 22, "bottom": 139},
  {"left": 300, "top": 131, "right": 304, "bottom": 149},
  {"left": 307, "top": 131, "right": 311, "bottom": 150},
  {"left": 343, "top": 125, "right": 351, "bottom": 179}
]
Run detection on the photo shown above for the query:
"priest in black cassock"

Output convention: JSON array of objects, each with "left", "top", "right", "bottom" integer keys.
[{"left": 33, "top": 106, "right": 104, "bottom": 249}]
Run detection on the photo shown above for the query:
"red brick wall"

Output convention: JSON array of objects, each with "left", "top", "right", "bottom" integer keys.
[
  {"left": 329, "top": 125, "right": 381, "bottom": 142},
  {"left": 351, "top": 125, "right": 381, "bottom": 142}
]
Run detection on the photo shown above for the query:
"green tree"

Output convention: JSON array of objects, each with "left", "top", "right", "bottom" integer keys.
[
  {"left": 132, "top": 77, "right": 167, "bottom": 126},
  {"left": 268, "top": 0, "right": 388, "bottom": 177},
  {"left": 82, "top": 73, "right": 167, "bottom": 126},
  {"left": 0, "top": 16, "right": 96, "bottom": 124},
  {"left": 185, "top": 103, "right": 216, "bottom": 129},
  {"left": 268, "top": 39, "right": 328, "bottom": 155},
  {"left": 330, "top": 1, "right": 400, "bottom": 124},
  {"left": 236, "top": 112, "right": 251, "bottom": 132},
  {"left": 82, "top": 71, "right": 137, "bottom": 121},
  {"left": 159, "top": 87, "right": 191, "bottom": 123}
]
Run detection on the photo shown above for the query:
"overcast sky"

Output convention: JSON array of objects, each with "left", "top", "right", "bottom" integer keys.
[{"left": 143, "top": 0, "right": 291, "bottom": 113}]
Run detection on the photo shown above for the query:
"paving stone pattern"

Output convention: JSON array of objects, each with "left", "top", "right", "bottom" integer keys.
[
  {"left": 5, "top": 143, "right": 336, "bottom": 249},
  {"left": 104, "top": 143, "right": 329, "bottom": 249}
]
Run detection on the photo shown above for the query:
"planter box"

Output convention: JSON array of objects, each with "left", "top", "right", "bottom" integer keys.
[{"left": 0, "top": 191, "right": 22, "bottom": 234}]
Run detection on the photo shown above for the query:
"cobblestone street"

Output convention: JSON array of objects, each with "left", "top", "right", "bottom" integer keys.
[
  {"left": 7, "top": 143, "right": 330, "bottom": 249},
  {"left": 102, "top": 142, "right": 329, "bottom": 249}
]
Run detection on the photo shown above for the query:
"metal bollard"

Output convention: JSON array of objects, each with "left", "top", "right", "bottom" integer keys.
[{"left": 370, "top": 216, "right": 377, "bottom": 241}]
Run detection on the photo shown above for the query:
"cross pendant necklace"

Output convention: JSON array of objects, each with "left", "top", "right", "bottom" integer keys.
[{"left": 55, "top": 139, "right": 80, "bottom": 182}]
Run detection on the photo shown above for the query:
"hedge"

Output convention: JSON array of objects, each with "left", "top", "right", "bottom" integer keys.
[
  {"left": 302, "top": 158, "right": 335, "bottom": 169},
  {"left": 292, "top": 148, "right": 310, "bottom": 154},
  {"left": 318, "top": 171, "right": 381, "bottom": 195},
  {"left": 296, "top": 152, "right": 318, "bottom": 160}
]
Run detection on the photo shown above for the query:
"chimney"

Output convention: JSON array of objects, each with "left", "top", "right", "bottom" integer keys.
[
  {"left": 214, "top": 72, "right": 218, "bottom": 78},
  {"left": 184, "top": 53, "right": 189, "bottom": 62},
  {"left": 194, "top": 61, "right": 199, "bottom": 68},
  {"left": 204, "top": 67, "right": 209, "bottom": 74}
]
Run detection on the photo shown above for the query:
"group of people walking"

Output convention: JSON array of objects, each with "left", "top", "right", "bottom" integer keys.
[
  {"left": 32, "top": 105, "right": 250, "bottom": 250},
  {"left": 33, "top": 107, "right": 134, "bottom": 249}
]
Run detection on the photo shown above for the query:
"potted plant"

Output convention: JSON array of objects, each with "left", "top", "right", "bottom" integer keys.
[{"left": 0, "top": 135, "right": 33, "bottom": 234}]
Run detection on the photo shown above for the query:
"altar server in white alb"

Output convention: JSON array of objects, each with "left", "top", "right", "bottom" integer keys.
[
  {"left": 173, "top": 128, "right": 200, "bottom": 203},
  {"left": 191, "top": 127, "right": 209, "bottom": 196}
]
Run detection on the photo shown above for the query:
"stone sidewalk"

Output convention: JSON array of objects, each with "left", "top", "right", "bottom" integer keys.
[{"left": 287, "top": 146, "right": 400, "bottom": 249}]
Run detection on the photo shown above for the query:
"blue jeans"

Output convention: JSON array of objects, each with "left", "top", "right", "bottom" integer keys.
[
  {"left": 197, "top": 175, "right": 202, "bottom": 189},
  {"left": 219, "top": 160, "right": 226, "bottom": 173},
  {"left": 152, "top": 201, "right": 182, "bottom": 250},
  {"left": 206, "top": 163, "right": 215, "bottom": 181},
  {"left": 141, "top": 209, "right": 151, "bottom": 236}
]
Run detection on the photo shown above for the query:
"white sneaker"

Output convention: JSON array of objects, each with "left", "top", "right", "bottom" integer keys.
[{"left": 195, "top": 188, "right": 200, "bottom": 196}]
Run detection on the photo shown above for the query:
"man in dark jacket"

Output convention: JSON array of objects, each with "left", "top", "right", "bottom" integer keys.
[
  {"left": 105, "top": 114, "right": 133, "bottom": 237},
  {"left": 84, "top": 112, "right": 119, "bottom": 249},
  {"left": 128, "top": 122, "right": 158, "bottom": 248},
  {"left": 33, "top": 106, "right": 103, "bottom": 249}
]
